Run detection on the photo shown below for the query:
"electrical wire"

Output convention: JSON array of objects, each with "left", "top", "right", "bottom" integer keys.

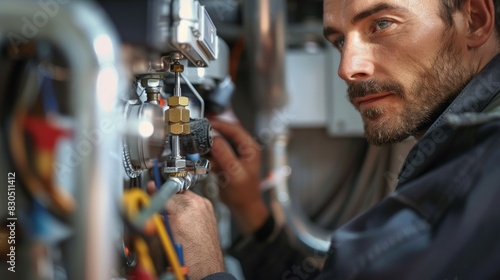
[
  {"left": 8, "top": 61, "right": 75, "bottom": 216},
  {"left": 153, "top": 161, "right": 163, "bottom": 194},
  {"left": 134, "top": 179, "right": 182, "bottom": 226},
  {"left": 41, "top": 79, "right": 59, "bottom": 113},
  {"left": 153, "top": 212, "right": 184, "bottom": 280},
  {"left": 38, "top": 65, "right": 60, "bottom": 114},
  {"left": 134, "top": 237, "right": 157, "bottom": 277},
  {"left": 180, "top": 72, "right": 205, "bottom": 118},
  {"left": 123, "top": 189, "right": 185, "bottom": 280},
  {"left": 134, "top": 80, "right": 146, "bottom": 99},
  {"left": 10, "top": 112, "right": 76, "bottom": 214}
]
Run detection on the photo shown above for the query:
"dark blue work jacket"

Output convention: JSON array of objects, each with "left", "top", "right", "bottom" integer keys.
[
  {"left": 208, "top": 54, "right": 500, "bottom": 280},
  {"left": 317, "top": 54, "right": 500, "bottom": 280}
]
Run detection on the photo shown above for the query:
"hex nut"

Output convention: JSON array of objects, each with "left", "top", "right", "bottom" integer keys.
[
  {"left": 144, "top": 78, "right": 160, "bottom": 88},
  {"left": 167, "top": 123, "right": 190, "bottom": 135},
  {"left": 195, "top": 159, "right": 210, "bottom": 174},
  {"left": 166, "top": 159, "right": 187, "bottom": 169},
  {"left": 183, "top": 124, "right": 191, "bottom": 134},
  {"left": 168, "top": 123, "right": 184, "bottom": 135},
  {"left": 139, "top": 75, "right": 163, "bottom": 88},
  {"left": 167, "top": 108, "right": 190, "bottom": 123},
  {"left": 174, "top": 161, "right": 187, "bottom": 169},
  {"left": 168, "top": 96, "right": 189, "bottom": 107},
  {"left": 170, "top": 63, "right": 184, "bottom": 73}
]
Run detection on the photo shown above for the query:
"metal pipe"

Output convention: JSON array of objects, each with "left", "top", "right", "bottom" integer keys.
[
  {"left": 244, "top": 0, "right": 287, "bottom": 109},
  {"left": 174, "top": 72, "right": 182, "bottom": 97},
  {"left": 271, "top": 135, "right": 332, "bottom": 253},
  {"left": 180, "top": 72, "right": 205, "bottom": 118},
  {"left": 172, "top": 135, "right": 181, "bottom": 159},
  {"left": 172, "top": 70, "right": 182, "bottom": 158},
  {"left": 245, "top": 0, "right": 331, "bottom": 253},
  {"left": 0, "top": 1, "right": 126, "bottom": 279},
  {"left": 133, "top": 178, "right": 184, "bottom": 227}
]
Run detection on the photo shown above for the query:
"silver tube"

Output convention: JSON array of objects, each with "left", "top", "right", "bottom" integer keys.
[
  {"left": 133, "top": 178, "right": 184, "bottom": 227},
  {"left": 172, "top": 71, "right": 182, "bottom": 158},
  {"left": 0, "top": 1, "right": 126, "bottom": 280},
  {"left": 244, "top": 0, "right": 287, "bottom": 109},
  {"left": 180, "top": 72, "right": 205, "bottom": 118},
  {"left": 174, "top": 72, "right": 182, "bottom": 97},
  {"left": 172, "top": 135, "right": 181, "bottom": 158},
  {"left": 244, "top": 0, "right": 331, "bottom": 253},
  {"left": 272, "top": 135, "right": 332, "bottom": 252}
]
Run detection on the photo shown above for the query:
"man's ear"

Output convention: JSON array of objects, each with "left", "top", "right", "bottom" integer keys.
[{"left": 463, "top": 0, "right": 496, "bottom": 48}]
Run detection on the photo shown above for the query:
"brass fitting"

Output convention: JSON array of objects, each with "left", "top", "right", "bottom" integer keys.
[
  {"left": 168, "top": 96, "right": 189, "bottom": 107},
  {"left": 166, "top": 58, "right": 190, "bottom": 135},
  {"left": 166, "top": 95, "right": 191, "bottom": 135},
  {"left": 167, "top": 108, "right": 190, "bottom": 123},
  {"left": 170, "top": 63, "right": 184, "bottom": 73},
  {"left": 167, "top": 171, "right": 188, "bottom": 178},
  {"left": 182, "top": 124, "right": 191, "bottom": 134},
  {"left": 167, "top": 123, "right": 191, "bottom": 135}
]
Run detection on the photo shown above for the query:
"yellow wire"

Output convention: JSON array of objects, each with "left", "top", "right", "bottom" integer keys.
[
  {"left": 134, "top": 237, "right": 157, "bottom": 276},
  {"left": 123, "top": 189, "right": 185, "bottom": 280},
  {"left": 152, "top": 212, "right": 185, "bottom": 279}
]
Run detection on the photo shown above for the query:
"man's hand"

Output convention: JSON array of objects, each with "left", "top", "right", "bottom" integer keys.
[
  {"left": 166, "top": 191, "right": 224, "bottom": 280},
  {"left": 208, "top": 119, "right": 269, "bottom": 235}
]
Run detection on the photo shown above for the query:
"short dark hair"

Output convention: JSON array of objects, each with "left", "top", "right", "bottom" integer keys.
[{"left": 439, "top": 0, "right": 500, "bottom": 38}]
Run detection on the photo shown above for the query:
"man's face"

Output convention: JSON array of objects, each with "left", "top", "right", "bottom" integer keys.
[{"left": 323, "top": 0, "right": 475, "bottom": 145}]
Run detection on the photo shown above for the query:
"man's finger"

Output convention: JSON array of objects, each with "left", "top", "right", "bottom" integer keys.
[
  {"left": 210, "top": 137, "right": 246, "bottom": 178},
  {"left": 146, "top": 180, "right": 157, "bottom": 194},
  {"left": 210, "top": 120, "right": 260, "bottom": 151},
  {"left": 207, "top": 155, "right": 221, "bottom": 172},
  {"left": 210, "top": 136, "right": 239, "bottom": 166}
]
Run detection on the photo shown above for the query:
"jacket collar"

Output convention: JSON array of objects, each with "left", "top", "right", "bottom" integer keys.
[{"left": 397, "top": 53, "right": 500, "bottom": 186}]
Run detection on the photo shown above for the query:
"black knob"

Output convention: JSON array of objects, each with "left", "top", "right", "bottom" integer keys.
[{"left": 179, "top": 118, "right": 213, "bottom": 155}]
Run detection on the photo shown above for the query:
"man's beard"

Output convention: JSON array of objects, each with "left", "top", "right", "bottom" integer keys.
[{"left": 348, "top": 32, "right": 475, "bottom": 146}]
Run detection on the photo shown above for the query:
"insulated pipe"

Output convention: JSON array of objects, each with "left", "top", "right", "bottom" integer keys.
[
  {"left": 0, "top": 1, "right": 126, "bottom": 280},
  {"left": 244, "top": 0, "right": 332, "bottom": 253}
]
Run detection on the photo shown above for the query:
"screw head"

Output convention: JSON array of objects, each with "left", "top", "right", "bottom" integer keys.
[
  {"left": 170, "top": 52, "right": 184, "bottom": 60},
  {"left": 180, "top": 44, "right": 191, "bottom": 51}
]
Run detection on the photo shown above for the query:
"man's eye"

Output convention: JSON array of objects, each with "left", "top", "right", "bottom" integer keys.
[
  {"left": 374, "top": 20, "right": 392, "bottom": 31},
  {"left": 333, "top": 38, "right": 345, "bottom": 49}
]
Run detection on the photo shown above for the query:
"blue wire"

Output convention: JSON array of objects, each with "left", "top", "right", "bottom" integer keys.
[
  {"left": 32, "top": 199, "right": 47, "bottom": 237},
  {"left": 174, "top": 244, "right": 185, "bottom": 266},
  {"left": 153, "top": 160, "right": 176, "bottom": 245},
  {"left": 40, "top": 74, "right": 59, "bottom": 114},
  {"left": 153, "top": 160, "right": 162, "bottom": 190}
]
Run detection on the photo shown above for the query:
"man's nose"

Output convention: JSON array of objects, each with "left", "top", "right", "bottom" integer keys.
[{"left": 338, "top": 39, "right": 374, "bottom": 82}]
